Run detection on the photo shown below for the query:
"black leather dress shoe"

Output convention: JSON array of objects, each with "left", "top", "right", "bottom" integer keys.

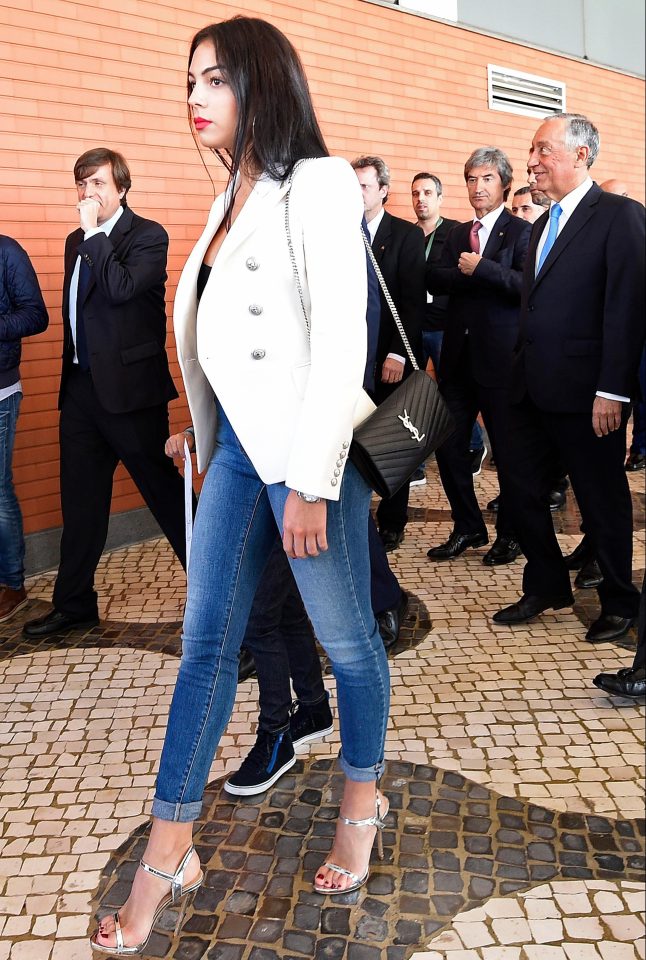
[
  {"left": 23, "top": 608, "right": 99, "bottom": 638},
  {"left": 493, "top": 593, "right": 573, "bottom": 624},
  {"left": 238, "top": 647, "right": 257, "bottom": 683},
  {"left": 377, "top": 591, "right": 409, "bottom": 650},
  {"left": 486, "top": 495, "right": 500, "bottom": 512},
  {"left": 379, "top": 528, "right": 405, "bottom": 553},
  {"left": 585, "top": 615, "right": 635, "bottom": 643},
  {"left": 593, "top": 665, "right": 646, "bottom": 698},
  {"left": 482, "top": 537, "right": 522, "bottom": 566},
  {"left": 427, "top": 530, "right": 488, "bottom": 561},
  {"left": 564, "top": 537, "right": 594, "bottom": 571},
  {"left": 625, "top": 452, "right": 646, "bottom": 471},
  {"left": 574, "top": 558, "right": 603, "bottom": 589}
]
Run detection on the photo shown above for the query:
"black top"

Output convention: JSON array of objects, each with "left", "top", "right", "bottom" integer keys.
[{"left": 197, "top": 262, "right": 211, "bottom": 303}]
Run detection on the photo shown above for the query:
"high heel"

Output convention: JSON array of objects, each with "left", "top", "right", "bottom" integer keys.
[
  {"left": 314, "top": 793, "right": 389, "bottom": 896},
  {"left": 90, "top": 845, "right": 203, "bottom": 956}
]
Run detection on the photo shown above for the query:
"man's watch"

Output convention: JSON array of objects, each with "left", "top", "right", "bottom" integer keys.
[{"left": 296, "top": 491, "right": 322, "bottom": 504}]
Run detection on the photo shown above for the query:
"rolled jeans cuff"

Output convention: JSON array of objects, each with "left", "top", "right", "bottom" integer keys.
[
  {"left": 339, "top": 752, "right": 385, "bottom": 783},
  {"left": 151, "top": 797, "right": 204, "bottom": 823}
]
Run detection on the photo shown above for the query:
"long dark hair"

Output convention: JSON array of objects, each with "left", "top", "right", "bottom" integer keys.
[{"left": 188, "top": 16, "right": 328, "bottom": 191}]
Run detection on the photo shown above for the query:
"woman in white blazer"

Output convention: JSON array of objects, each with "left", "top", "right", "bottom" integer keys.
[{"left": 91, "top": 16, "right": 391, "bottom": 956}]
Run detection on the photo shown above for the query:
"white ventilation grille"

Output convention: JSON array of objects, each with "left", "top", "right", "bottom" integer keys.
[{"left": 488, "top": 64, "right": 566, "bottom": 119}]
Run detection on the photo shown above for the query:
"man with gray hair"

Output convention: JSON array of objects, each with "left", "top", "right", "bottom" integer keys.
[
  {"left": 426, "top": 146, "right": 530, "bottom": 566},
  {"left": 493, "top": 114, "right": 644, "bottom": 643}
]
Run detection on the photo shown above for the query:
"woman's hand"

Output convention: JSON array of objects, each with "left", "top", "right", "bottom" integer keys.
[
  {"left": 165, "top": 430, "right": 195, "bottom": 475},
  {"left": 283, "top": 490, "right": 328, "bottom": 559}
]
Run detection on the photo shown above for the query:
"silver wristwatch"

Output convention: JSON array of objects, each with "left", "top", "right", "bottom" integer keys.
[{"left": 296, "top": 491, "right": 322, "bottom": 504}]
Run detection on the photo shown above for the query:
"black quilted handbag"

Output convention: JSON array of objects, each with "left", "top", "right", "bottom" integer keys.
[
  {"left": 348, "top": 235, "right": 455, "bottom": 497},
  {"left": 285, "top": 173, "right": 455, "bottom": 499}
]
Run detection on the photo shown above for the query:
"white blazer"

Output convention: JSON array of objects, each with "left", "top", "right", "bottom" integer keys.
[{"left": 173, "top": 156, "right": 374, "bottom": 500}]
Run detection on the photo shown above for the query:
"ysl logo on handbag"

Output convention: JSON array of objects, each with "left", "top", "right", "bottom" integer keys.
[{"left": 398, "top": 409, "right": 426, "bottom": 443}]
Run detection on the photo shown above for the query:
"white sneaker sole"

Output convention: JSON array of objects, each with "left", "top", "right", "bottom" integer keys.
[
  {"left": 223, "top": 754, "right": 297, "bottom": 796},
  {"left": 472, "top": 444, "right": 488, "bottom": 477},
  {"left": 292, "top": 723, "right": 335, "bottom": 751}
]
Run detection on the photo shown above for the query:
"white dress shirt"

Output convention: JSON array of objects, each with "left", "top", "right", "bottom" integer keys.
[
  {"left": 69, "top": 205, "right": 124, "bottom": 364},
  {"left": 535, "top": 178, "right": 628, "bottom": 403},
  {"left": 472, "top": 203, "right": 505, "bottom": 253}
]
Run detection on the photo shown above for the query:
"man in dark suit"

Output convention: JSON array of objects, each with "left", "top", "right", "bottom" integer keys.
[
  {"left": 493, "top": 114, "right": 644, "bottom": 642},
  {"left": 24, "top": 147, "right": 186, "bottom": 638},
  {"left": 412, "top": 171, "right": 485, "bottom": 480},
  {"left": 426, "top": 147, "right": 531, "bottom": 565},
  {"left": 352, "top": 155, "right": 426, "bottom": 551}
]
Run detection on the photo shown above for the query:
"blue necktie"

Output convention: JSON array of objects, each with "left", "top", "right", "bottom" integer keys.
[
  {"left": 537, "top": 203, "right": 562, "bottom": 273},
  {"left": 75, "top": 257, "right": 91, "bottom": 370}
]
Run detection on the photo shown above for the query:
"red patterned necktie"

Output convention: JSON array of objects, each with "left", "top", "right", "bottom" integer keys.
[{"left": 469, "top": 220, "right": 482, "bottom": 253}]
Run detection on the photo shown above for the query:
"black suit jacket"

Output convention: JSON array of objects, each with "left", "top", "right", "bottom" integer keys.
[
  {"left": 371, "top": 211, "right": 425, "bottom": 373},
  {"left": 511, "top": 183, "right": 645, "bottom": 411},
  {"left": 427, "top": 208, "right": 530, "bottom": 389},
  {"left": 60, "top": 206, "right": 178, "bottom": 414},
  {"left": 424, "top": 216, "right": 460, "bottom": 332}
]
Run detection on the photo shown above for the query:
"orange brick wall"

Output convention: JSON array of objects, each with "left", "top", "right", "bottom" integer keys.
[{"left": 1, "top": 0, "right": 643, "bottom": 536}]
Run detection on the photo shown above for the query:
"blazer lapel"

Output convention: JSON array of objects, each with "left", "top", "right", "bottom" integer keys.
[
  {"left": 371, "top": 211, "right": 392, "bottom": 263},
  {"left": 532, "top": 184, "right": 601, "bottom": 288},
  {"left": 481, "top": 209, "right": 510, "bottom": 258},
  {"left": 216, "top": 174, "right": 291, "bottom": 262}
]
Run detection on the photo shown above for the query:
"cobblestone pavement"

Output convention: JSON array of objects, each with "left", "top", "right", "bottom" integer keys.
[{"left": 1, "top": 456, "right": 643, "bottom": 959}]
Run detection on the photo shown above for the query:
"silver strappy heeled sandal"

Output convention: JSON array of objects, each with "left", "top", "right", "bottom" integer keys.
[
  {"left": 314, "top": 793, "right": 389, "bottom": 895},
  {"left": 90, "top": 844, "right": 203, "bottom": 956}
]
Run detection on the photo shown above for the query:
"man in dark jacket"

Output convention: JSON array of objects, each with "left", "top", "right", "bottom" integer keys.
[
  {"left": 352, "top": 155, "right": 426, "bottom": 551},
  {"left": 24, "top": 147, "right": 186, "bottom": 638},
  {"left": 0, "top": 234, "right": 49, "bottom": 622}
]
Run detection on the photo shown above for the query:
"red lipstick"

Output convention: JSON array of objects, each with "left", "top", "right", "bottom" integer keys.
[{"left": 194, "top": 117, "right": 211, "bottom": 130}]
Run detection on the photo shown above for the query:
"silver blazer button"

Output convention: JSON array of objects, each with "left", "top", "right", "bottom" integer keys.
[
  {"left": 245, "top": 257, "right": 259, "bottom": 271},
  {"left": 249, "top": 304, "right": 263, "bottom": 316},
  {"left": 251, "top": 349, "right": 266, "bottom": 360},
  {"left": 330, "top": 478, "right": 338, "bottom": 487}
]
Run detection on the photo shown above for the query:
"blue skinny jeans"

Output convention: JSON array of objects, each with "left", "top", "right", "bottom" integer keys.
[
  {"left": 0, "top": 391, "right": 24, "bottom": 590},
  {"left": 152, "top": 405, "right": 390, "bottom": 822}
]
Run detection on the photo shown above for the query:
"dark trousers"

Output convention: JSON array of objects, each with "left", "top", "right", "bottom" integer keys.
[
  {"left": 368, "top": 513, "right": 402, "bottom": 614},
  {"left": 374, "top": 378, "right": 410, "bottom": 534},
  {"left": 241, "top": 537, "right": 326, "bottom": 733},
  {"left": 53, "top": 368, "right": 188, "bottom": 618},
  {"left": 435, "top": 352, "right": 514, "bottom": 539},
  {"left": 502, "top": 395, "right": 639, "bottom": 618},
  {"left": 630, "top": 347, "right": 646, "bottom": 454},
  {"left": 634, "top": 573, "right": 645, "bottom": 670}
]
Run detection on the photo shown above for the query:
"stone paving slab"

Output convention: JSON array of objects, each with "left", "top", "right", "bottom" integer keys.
[{"left": 413, "top": 878, "right": 646, "bottom": 959}]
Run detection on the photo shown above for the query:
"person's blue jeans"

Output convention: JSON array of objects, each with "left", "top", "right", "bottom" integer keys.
[
  {"left": 0, "top": 391, "right": 24, "bottom": 590},
  {"left": 152, "top": 403, "right": 390, "bottom": 822},
  {"left": 422, "top": 330, "right": 483, "bottom": 451}
]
